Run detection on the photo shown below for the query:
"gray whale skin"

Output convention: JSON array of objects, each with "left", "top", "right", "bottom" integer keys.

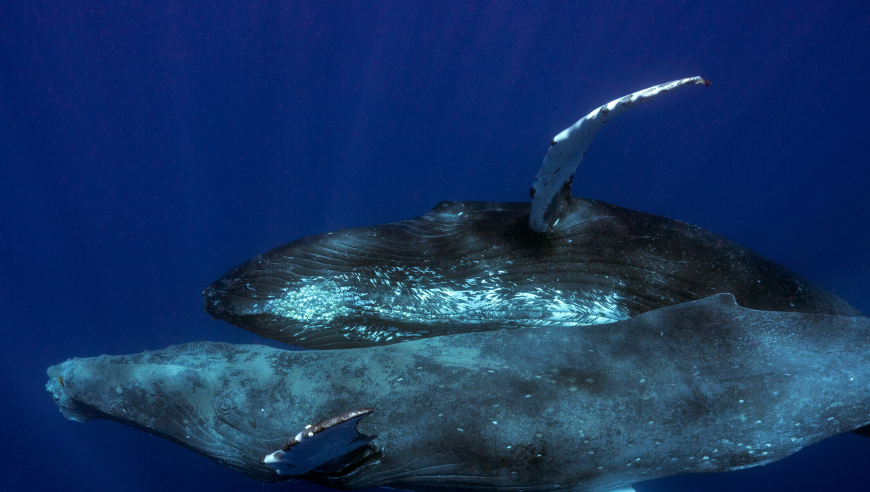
[{"left": 47, "top": 295, "right": 870, "bottom": 492}]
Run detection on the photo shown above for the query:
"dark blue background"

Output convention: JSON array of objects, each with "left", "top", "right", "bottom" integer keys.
[{"left": 2, "top": 1, "right": 869, "bottom": 491}]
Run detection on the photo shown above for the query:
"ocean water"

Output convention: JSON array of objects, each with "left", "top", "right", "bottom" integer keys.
[{"left": 2, "top": 1, "right": 869, "bottom": 491}]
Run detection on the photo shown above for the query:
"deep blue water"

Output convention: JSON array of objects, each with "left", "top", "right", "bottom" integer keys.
[{"left": 2, "top": 1, "right": 869, "bottom": 491}]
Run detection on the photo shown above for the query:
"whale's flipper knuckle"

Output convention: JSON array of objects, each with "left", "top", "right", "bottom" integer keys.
[{"left": 263, "top": 408, "right": 376, "bottom": 476}]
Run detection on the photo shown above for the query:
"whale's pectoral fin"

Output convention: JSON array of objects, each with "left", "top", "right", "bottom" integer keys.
[
  {"left": 529, "top": 76, "right": 711, "bottom": 233},
  {"left": 262, "top": 408, "right": 377, "bottom": 476}
]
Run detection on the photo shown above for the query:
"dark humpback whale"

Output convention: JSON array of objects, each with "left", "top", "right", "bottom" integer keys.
[
  {"left": 47, "top": 295, "right": 870, "bottom": 492},
  {"left": 203, "top": 78, "right": 859, "bottom": 349}
]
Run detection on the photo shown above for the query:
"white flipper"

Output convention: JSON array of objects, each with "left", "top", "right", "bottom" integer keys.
[
  {"left": 262, "top": 408, "right": 376, "bottom": 476},
  {"left": 528, "top": 76, "right": 710, "bottom": 232}
]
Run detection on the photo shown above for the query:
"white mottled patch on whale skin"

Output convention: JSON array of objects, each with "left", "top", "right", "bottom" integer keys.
[
  {"left": 240, "top": 268, "right": 630, "bottom": 344},
  {"left": 257, "top": 280, "right": 354, "bottom": 324}
]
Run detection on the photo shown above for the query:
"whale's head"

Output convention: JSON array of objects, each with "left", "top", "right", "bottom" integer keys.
[
  {"left": 45, "top": 343, "right": 297, "bottom": 481},
  {"left": 200, "top": 226, "right": 424, "bottom": 349},
  {"left": 46, "top": 342, "right": 381, "bottom": 484},
  {"left": 201, "top": 201, "right": 558, "bottom": 349}
]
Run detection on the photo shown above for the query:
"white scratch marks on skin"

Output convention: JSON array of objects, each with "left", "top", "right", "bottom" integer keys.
[{"left": 237, "top": 268, "right": 630, "bottom": 344}]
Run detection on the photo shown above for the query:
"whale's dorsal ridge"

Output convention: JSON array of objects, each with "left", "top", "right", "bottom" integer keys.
[{"left": 529, "top": 76, "right": 711, "bottom": 233}]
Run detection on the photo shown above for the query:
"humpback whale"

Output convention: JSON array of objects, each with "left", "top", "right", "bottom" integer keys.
[
  {"left": 47, "top": 295, "right": 870, "bottom": 492},
  {"left": 203, "top": 77, "right": 859, "bottom": 349}
]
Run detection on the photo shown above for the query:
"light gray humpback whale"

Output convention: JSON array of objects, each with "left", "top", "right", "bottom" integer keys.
[
  {"left": 47, "top": 295, "right": 870, "bottom": 492},
  {"left": 203, "top": 77, "right": 859, "bottom": 349}
]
